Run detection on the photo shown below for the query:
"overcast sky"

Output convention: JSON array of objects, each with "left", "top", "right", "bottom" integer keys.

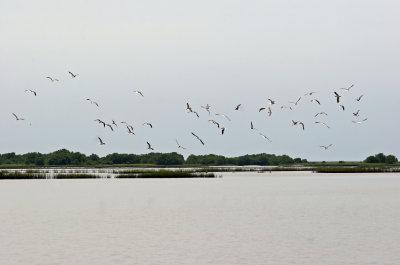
[{"left": 1, "top": 0, "right": 399, "bottom": 161}]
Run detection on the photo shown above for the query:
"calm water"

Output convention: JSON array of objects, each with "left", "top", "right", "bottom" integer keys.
[{"left": 1, "top": 172, "right": 400, "bottom": 265}]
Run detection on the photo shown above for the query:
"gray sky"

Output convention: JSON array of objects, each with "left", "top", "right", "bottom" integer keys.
[{"left": 1, "top": 0, "right": 399, "bottom": 161}]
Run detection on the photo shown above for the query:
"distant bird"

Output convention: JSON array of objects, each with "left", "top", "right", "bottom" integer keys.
[
  {"left": 147, "top": 141, "right": 154, "bottom": 150},
  {"left": 12, "top": 113, "right": 24, "bottom": 121},
  {"left": 234, "top": 104, "right": 242, "bottom": 111},
  {"left": 208, "top": 120, "right": 220, "bottom": 128},
  {"left": 268, "top": 107, "right": 272, "bottom": 116},
  {"left": 106, "top": 124, "right": 114, "bottom": 131},
  {"left": 268, "top": 98, "right": 275, "bottom": 105},
  {"left": 289, "top": 97, "right": 301, "bottom": 105},
  {"left": 201, "top": 104, "right": 211, "bottom": 115},
  {"left": 193, "top": 111, "right": 200, "bottom": 118},
  {"left": 334, "top": 92, "right": 341, "bottom": 103},
  {"left": 339, "top": 104, "right": 345, "bottom": 111},
  {"left": 280, "top": 105, "right": 292, "bottom": 110},
  {"left": 133, "top": 90, "right": 144, "bottom": 97},
  {"left": 98, "top": 137, "right": 105, "bottom": 145},
  {"left": 86, "top": 99, "right": 99, "bottom": 107},
  {"left": 259, "top": 132, "right": 272, "bottom": 142},
  {"left": 353, "top": 110, "right": 360, "bottom": 117},
  {"left": 259, "top": 107, "right": 266, "bottom": 112},
  {"left": 352, "top": 118, "right": 368, "bottom": 124},
  {"left": 94, "top": 119, "right": 106, "bottom": 127},
  {"left": 126, "top": 126, "right": 135, "bottom": 135},
  {"left": 310, "top": 99, "right": 321, "bottom": 105},
  {"left": 304, "top": 92, "right": 316, "bottom": 96},
  {"left": 176, "top": 139, "right": 186, "bottom": 150},
  {"left": 251, "top": 121, "right": 256, "bottom": 130},
  {"left": 314, "top": 112, "right": 328, "bottom": 117},
  {"left": 25, "top": 89, "right": 37, "bottom": 96},
  {"left": 46, "top": 77, "right": 59, "bottom": 82},
  {"left": 112, "top": 120, "right": 118, "bottom": 127},
  {"left": 320, "top": 144, "right": 332, "bottom": 150},
  {"left": 356, "top": 95, "right": 364, "bottom": 102},
  {"left": 315, "top": 121, "right": 330, "bottom": 128},
  {"left": 68, "top": 71, "right": 78, "bottom": 78},
  {"left": 292, "top": 120, "right": 305, "bottom": 130},
  {"left": 143, "top": 122, "right": 153, "bottom": 128},
  {"left": 221, "top": 127, "right": 226, "bottom": 135},
  {"left": 215, "top": 113, "right": 231, "bottom": 121},
  {"left": 341, "top": 84, "right": 354, "bottom": 91},
  {"left": 186, "top": 103, "right": 193, "bottom": 113},
  {"left": 191, "top": 132, "right": 205, "bottom": 145}
]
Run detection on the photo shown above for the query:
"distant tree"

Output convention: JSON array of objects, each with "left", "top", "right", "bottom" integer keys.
[
  {"left": 294, "top": 158, "right": 302, "bottom": 163},
  {"left": 385, "top": 155, "right": 398, "bottom": 164},
  {"left": 375, "top": 153, "right": 386, "bottom": 163},
  {"left": 365, "top": 155, "right": 379, "bottom": 163}
]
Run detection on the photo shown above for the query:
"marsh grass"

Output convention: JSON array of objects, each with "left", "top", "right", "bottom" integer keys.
[{"left": 117, "top": 169, "right": 216, "bottom": 178}]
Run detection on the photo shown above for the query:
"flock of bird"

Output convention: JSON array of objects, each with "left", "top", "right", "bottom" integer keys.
[{"left": 13, "top": 71, "right": 368, "bottom": 152}]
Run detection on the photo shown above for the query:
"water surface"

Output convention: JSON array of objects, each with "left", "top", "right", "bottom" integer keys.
[{"left": 1, "top": 172, "right": 400, "bottom": 265}]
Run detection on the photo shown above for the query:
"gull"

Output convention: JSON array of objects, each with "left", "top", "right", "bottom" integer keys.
[
  {"left": 352, "top": 118, "right": 368, "bottom": 124},
  {"left": 176, "top": 139, "right": 186, "bottom": 150},
  {"left": 334, "top": 92, "right": 341, "bottom": 103},
  {"left": 320, "top": 144, "right": 332, "bottom": 150},
  {"left": 251, "top": 121, "right": 256, "bottom": 130},
  {"left": 133, "top": 90, "right": 144, "bottom": 97},
  {"left": 259, "top": 132, "right": 272, "bottom": 142},
  {"left": 121, "top": 121, "right": 133, "bottom": 131},
  {"left": 268, "top": 107, "right": 272, "bottom": 116},
  {"left": 12, "top": 113, "right": 24, "bottom": 120},
  {"left": 106, "top": 124, "right": 114, "bottom": 131},
  {"left": 143, "top": 122, "right": 153, "bottom": 128},
  {"left": 289, "top": 97, "right": 301, "bottom": 105},
  {"left": 310, "top": 99, "right": 321, "bottom": 105},
  {"left": 147, "top": 141, "right": 154, "bottom": 150},
  {"left": 341, "top": 84, "right": 354, "bottom": 91},
  {"left": 315, "top": 121, "right": 330, "bottom": 128},
  {"left": 94, "top": 119, "right": 106, "bottom": 127},
  {"left": 112, "top": 120, "right": 118, "bottom": 127},
  {"left": 259, "top": 107, "right": 266, "bottom": 112},
  {"left": 208, "top": 120, "right": 220, "bottom": 128},
  {"left": 98, "top": 137, "right": 105, "bottom": 145},
  {"left": 234, "top": 104, "right": 242, "bottom": 111},
  {"left": 292, "top": 120, "right": 305, "bottom": 130},
  {"left": 68, "top": 71, "right": 78, "bottom": 78},
  {"left": 86, "top": 99, "right": 99, "bottom": 107},
  {"left": 191, "top": 132, "right": 205, "bottom": 145},
  {"left": 46, "top": 77, "right": 59, "bottom": 82},
  {"left": 25, "top": 89, "right": 37, "bottom": 96},
  {"left": 215, "top": 113, "right": 231, "bottom": 121},
  {"left": 186, "top": 103, "right": 193, "bottom": 113},
  {"left": 201, "top": 104, "right": 211, "bottom": 115},
  {"left": 280, "top": 105, "right": 292, "bottom": 110},
  {"left": 193, "top": 111, "right": 200, "bottom": 118},
  {"left": 126, "top": 126, "right": 135, "bottom": 135},
  {"left": 356, "top": 95, "right": 364, "bottom": 102},
  {"left": 304, "top": 92, "right": 316, "bottom": 96},
  {"left": 314, "top": 112, "right": 328, "bottom": 117},
  {"left": 221, "top": 127, "right": 226, "bottom": 135},
  {"left": 268, "top": 98, "right": 275, "bottom": 105},
  {"left": 339, "top": 104, "right": 345, "bottom": 111},
  {"left": 353, "top": 110, "right": 360, "bottom": 117}
]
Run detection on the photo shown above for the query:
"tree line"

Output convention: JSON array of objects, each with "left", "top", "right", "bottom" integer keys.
[
  {"left": 0, "top": 149, "right": 397, "bottom": 166},
  {"left": 0, "top": 149, "right": 306, "bottom": 166}
]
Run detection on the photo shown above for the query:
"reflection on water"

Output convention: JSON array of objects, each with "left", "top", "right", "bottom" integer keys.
[{"left": 1, "top": 172, "right": 400, "bottom": 265}]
